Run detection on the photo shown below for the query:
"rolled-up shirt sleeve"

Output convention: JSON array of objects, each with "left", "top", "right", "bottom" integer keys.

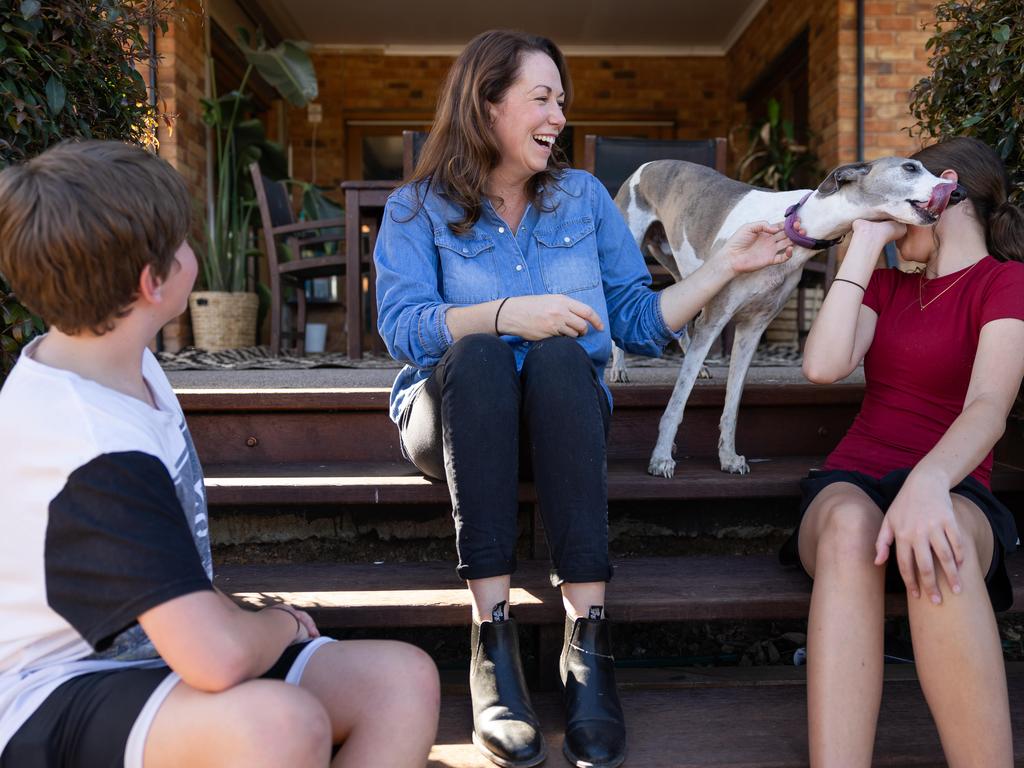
[
  {"left": 374, "top": 195, "right": 454, "bottom": 367},
  {"left": 592, "top": 176, "right": 682, "bottom": 356}
]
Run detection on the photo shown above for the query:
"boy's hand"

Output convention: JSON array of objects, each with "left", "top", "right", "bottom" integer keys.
[
  {"left": 874, "top": 471, "right": 963, "bottom": 604},
  {"left": 263, "top": 603, "right": 320, "bottom": 643}
]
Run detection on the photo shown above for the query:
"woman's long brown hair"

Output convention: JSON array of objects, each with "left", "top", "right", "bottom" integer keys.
[
  {"left": 409, "top": 30, "right": 573, "bottom": 234},
  {"left": 912, "top": 137, "right": 1024, "bottom": 263}
]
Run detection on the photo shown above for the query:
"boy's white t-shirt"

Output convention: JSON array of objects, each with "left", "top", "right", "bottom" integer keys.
[{"left": 0, "top": 337, "right": 213, "bottom": 755}]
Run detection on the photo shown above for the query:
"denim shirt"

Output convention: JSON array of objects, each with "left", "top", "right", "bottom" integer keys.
[{"left": 374, "top": 169, "right": 682, "bottom": 423}]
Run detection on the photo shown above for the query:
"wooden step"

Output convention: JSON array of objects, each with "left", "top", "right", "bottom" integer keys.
[
  {"left": 204, "top": 455, "right": 825, "bottom": 506},
  {"left": 203, "top": 457, "right": 1024, "bottom": 507},
  {"left": 179, "top": 383, "right": 867, "bottom": 465},
  {"left": 428, "top": 664, "right": 1024, "bottom": 767},
  {"left": 216, "top": 553, "right": 1024, "bottom": 628}
]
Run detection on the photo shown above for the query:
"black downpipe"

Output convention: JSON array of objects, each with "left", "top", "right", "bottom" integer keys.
[{"left": 149, "top": 19, "right": 166, "bottom": 351}]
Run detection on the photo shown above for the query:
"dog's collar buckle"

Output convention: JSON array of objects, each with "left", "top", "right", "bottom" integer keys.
[{"left": 784, "top": 191, "right": 844, "bottom": 251}]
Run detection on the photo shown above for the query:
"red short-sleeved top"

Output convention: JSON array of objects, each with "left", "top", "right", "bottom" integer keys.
[{"left": 823, "top": 255, "right": 1024, "bottom": 488}]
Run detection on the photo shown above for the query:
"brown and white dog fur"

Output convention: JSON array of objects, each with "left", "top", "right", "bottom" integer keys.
[{"left": 613, "top": 157, "right": 956, "bottom": 477}]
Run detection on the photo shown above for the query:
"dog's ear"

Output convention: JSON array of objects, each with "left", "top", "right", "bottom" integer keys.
[{"left": 816, "top": 162, "right": 871, "bottom": 197}]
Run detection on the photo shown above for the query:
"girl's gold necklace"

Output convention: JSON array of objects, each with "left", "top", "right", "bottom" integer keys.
[{"left": 918, "top": 260, "right": 982, "bottom": 310}]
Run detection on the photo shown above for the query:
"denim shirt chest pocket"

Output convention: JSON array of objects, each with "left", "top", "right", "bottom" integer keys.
[
  {"left": 434, "top": 229, "right": 498, "bottom": 304},
  {"left": 535, "top": 217, "right": 601, "bottom": 294}
]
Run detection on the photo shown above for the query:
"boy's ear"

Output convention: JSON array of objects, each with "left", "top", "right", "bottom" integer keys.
[{"left": 138, "top": 264, "right": 164, "bottom": 303}]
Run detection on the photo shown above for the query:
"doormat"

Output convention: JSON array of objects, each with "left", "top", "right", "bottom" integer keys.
[
  {"left": 157, "top": 346, "right": 400, "bottom": 371},
  {"left": 157, "top": 343, "right": 802, "bottom": 371}
]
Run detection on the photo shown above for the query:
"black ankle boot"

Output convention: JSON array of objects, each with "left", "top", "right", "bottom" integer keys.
[
  {"left": 559, "top": 608, "right": 626, "bottom": 768},
  {"left": 470, "top": 602, "right": 546, "bottom": 767}
]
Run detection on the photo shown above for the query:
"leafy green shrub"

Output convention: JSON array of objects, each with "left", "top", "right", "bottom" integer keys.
[
  {"left": 0, "top": 0, "right": 171, "bottom": 382},
  {"left": 909, "top": 0, "right": 1023, "bottom": 201}
]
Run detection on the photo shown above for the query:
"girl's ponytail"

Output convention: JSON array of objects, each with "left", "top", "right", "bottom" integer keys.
[{"left": 988, "top": 200, "right": 1024, "bottom": 263}]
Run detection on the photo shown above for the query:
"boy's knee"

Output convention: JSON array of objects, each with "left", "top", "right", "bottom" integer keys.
[
  {"left": 231, "top": 682, "right": 332, "bottom": 763},
  {"left": 381, "top": 643, "right": 441, "bottom": 710}
]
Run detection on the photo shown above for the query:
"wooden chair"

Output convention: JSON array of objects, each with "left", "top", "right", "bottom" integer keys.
[
  {"left": 249, "top": 163, "right": 355, "bottom": 355},
  {"left": 402, "top": 130, "right": 429, "bottom": 180},
  {"left": 583, "top": 135, "right": 727, "bottom": 199}
]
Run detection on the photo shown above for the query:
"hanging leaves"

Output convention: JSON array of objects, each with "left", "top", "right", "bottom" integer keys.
[
  {"left": 0, "top": 1, "right": 180, "bottom": 383},
  {"left": 909, "top": 1, "right": 1023, "bottom": 202}
]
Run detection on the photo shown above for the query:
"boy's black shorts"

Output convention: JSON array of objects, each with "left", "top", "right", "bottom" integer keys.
[
  {"left": 0, "top": 637, "right": 334, "bottom": 768},
  {"left": 779, "top": 467, "right": 1017, "bottom": 611}
]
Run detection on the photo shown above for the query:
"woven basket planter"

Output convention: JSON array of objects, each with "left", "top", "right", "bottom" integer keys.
[{"left": 188, "top": 291, "right": 258, "bottom": 352}]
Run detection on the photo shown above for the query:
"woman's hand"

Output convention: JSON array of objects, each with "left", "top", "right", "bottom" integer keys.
[
  {"left": 850, "top": 218, "right": 907, "bottom": 247},
  {"left": 874, "top": 470, "right": 963, "bottom": 604},
  {"left": 497, "top": 294, "right": 605, "bottom": 340},
  {"left": 717, "top": 221, "right": 794, "bottom": 277}
]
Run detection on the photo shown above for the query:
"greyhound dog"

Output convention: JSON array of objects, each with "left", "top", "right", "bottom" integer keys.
[{"left": 614, "top": 157, "right": 958, "bottom": 477}]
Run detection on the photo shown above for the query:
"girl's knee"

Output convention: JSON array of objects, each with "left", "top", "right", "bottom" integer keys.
[{"left": 814, "top": 502, "right": 883, "bottom": 567}]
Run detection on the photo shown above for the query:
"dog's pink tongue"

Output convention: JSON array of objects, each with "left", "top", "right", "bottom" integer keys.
[{"left": 927, "top": 182, "right": 954, "bottom": 215}]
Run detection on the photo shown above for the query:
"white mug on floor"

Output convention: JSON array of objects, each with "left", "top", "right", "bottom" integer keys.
[{"left": 305, "top": 322, "right": 328, "bottom": 353}]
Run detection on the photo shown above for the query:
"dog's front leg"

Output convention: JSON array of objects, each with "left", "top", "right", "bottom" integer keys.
[
  {"left": 717, "top": 316, "right": 771, "bottom": 474},
  {"left": 608, "top": 342, "right": 629, "bottom": 383},
  {"left": 648, "top": 320, "right": 726, "bottom": 477}
]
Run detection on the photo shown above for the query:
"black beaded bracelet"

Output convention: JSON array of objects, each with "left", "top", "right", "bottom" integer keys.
[
  {"left": 831, "top": 277, "right": 866, "bottom": 292},
  {"left": 494, "top": 297, "right": 511, "bottom": 335}
]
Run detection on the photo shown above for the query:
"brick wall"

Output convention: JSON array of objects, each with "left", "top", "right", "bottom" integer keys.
[
  {"left": 286, "top": 52, "right": 733, "bottom": 190},
  {"left": 858, "top": 0, "right": 939, "bottom": 160},
  {"left": 155, "top": 1, "right": 207, "bottom": 225},
  {"left": 150, "top": 1, "right": 207, "bottom": 350},
  {"left": 284, "top": 2, "right": 939, "bottom": 191}
]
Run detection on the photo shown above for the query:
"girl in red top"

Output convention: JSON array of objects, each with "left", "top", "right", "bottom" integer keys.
[{"left": 783, "top": 136, "right": 1024, "bottom": 766}]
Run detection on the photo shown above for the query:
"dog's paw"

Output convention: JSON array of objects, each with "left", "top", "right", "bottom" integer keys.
[
  {"left": 607, "top": 366, "right": 630, "bottom": 384},
  {"left": 720, "top": 454, "right": 750, "bottom": 474},
  {"left": 697, "top": 365, "right": 712, "bottom": 380},
  {"left": 648, "top": 455, "right": 677, "bottom": 478}
]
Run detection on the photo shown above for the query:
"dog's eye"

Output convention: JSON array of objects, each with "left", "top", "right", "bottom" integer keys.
[{"left": 902, "top": 162, "right": 919, "bottom": 173}]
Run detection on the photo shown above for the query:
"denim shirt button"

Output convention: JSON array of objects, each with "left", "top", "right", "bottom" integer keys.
[
  {"left": 563, "top": 236, "right": 571, "bottom": 243},
  {"left": 515, "top": 264, "right": 523, "bottom": 272},
  {"left": 462, "top": 247, "right": 468, "bottom": 253},
  {"left": 498, "top": 227, "right": 505, "bottom": 234}
]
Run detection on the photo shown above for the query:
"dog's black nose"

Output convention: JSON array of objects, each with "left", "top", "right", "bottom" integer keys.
[{"left": 949, "top": 183, "right": 968, "bottom": 205}]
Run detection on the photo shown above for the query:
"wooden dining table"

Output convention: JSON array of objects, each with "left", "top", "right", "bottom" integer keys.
[{"left": 341, "top": 179, "right": 399, "bottom": 359}]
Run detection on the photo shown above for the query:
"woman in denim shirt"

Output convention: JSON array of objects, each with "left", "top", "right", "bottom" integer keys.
[{"left": 375, "top": 30, "right": 794, "bottom": 768}]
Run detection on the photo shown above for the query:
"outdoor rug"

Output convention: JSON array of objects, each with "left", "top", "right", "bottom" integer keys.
[{"left": 157, "top": 344, "right": 803, "bottom": 371}]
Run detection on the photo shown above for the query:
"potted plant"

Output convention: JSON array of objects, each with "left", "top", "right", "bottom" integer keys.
[{"left": 189, "top": 30, "right": 318, "bottom": 351}]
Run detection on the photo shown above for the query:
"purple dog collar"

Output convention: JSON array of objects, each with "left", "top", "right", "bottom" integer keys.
[{"left": 784, "top": 192, "right": 844, "bottom": 251}]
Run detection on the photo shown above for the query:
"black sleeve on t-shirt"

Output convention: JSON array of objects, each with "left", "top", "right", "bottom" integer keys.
[{"left": 45, "top": 451, "right": 214, "bottom": 651}]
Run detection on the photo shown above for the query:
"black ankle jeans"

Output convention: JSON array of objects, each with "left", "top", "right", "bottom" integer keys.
[{"left": 398, "top": 334, "right": 612, "bottom": 585}]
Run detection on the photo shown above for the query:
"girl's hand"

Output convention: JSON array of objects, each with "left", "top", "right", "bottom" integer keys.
[
  {"left": 851, "top": 218, "right": 907, "bottom": 246},
  {"left": 719, "top": 221, "right": 794, "bottom": 277},
  {"left": 874, "top": 471, "right": 964, "bottom": 604},
  {"left": 497, "top": 295, "right": 605, "bottom": 340}
]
